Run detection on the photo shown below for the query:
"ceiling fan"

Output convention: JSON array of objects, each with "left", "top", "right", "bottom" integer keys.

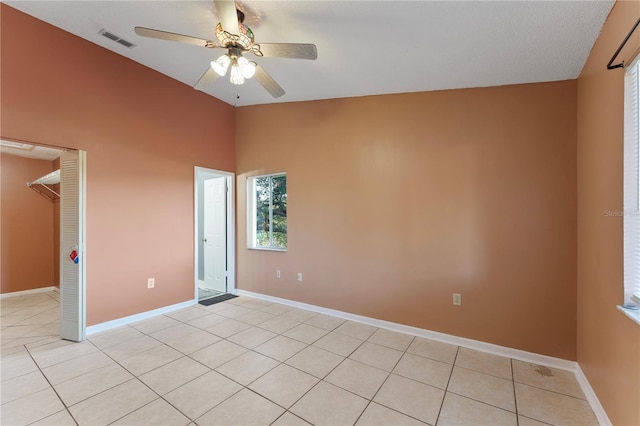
[{"left": 134, "top": 0, "right": 317, "bottom": 98}]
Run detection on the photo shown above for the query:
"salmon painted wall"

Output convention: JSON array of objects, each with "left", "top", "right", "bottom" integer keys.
[
  {"left": 236, "top": 80, "right": 578, "bottom": 359},
  {"left": 1, "top": 155, "right": 55, "bottom": 293},
  {"left": 576, "top": 1, "right": 640, "bottom": 424},
  {"left": 1, "top": 5, "right": 235, "bottom": 324}
]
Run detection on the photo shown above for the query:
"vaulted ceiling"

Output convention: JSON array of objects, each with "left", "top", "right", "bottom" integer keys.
[{"left": 5, "top": 1, "right": 614, "bottom": 107}]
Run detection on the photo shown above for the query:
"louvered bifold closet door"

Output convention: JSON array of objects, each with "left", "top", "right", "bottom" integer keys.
[{"left": 60, "top": 150, "right": 86, "bottom": 341}]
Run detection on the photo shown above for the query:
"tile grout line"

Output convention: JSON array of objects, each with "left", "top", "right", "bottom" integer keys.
[
  {"left": 221, "top": 300, "right": 580, "bottom": 426},
  {"left": 186, "top": 306, "right": 425, "bottom": 425},
  {"left": 514, "top": 381, "right": 594, "bottom": 401},
  {"left": 1, "top": 335, "right": 58, "bottom": 357},
  {"left": 257, "top": 323, "right": 378, "bottom": 424},
  {"left": 175, "top": 304, "right": 324, "bottom": 423},
  {"left": 115, "top": 320, "right": 235, "bottom": 421},
  {"left": 10, "top": 293, "right": 595, "bottom": 426},
  {"left": 363, "top": 334, "right": 444, "bottom": 424},
  {"left": 436, "top": 349, "right": 525, "bottom": 418},
  {"left": 1, "top": 304, "right": 60, "bottom": 329},
  {"left": 512, "top": 358, "right": 520, "bottom": 426},
  {"left": 269, "top": 411, "right": 307, "bottom": 426},
  {"left": 121, "top": 305, "right": 326, "bottom": 424},
  {"left": 243, "top": 326, "right": 371, "bottom": 420},
  {"left": 100, "top": 305, "right": 454, "bottom": 426},
  {"left": 25, "top": 344, "right": 80, "bottom": 426},
  {"left": 90, "top": 330, "right": 202, "bottom": 425},
  {"left": 54, "top": 340, "right": 145, "bottom": 407},
  {"left": 104, "top": 396, "right": 164, "bottom": 426},
  {"left": 434, "top": 344, "right": 460, "bottom": 426},
  {"left": 352, "top": 334, "right": 417, "bottom": 426},
  {"left": 451, "top": 363, "right": 515, "bottom": 381},
  {"left": 364, "top": 353, "right": 443, "bottom": 424}
]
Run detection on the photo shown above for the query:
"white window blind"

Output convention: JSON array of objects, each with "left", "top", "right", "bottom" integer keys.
[{"left": 624, "top": 57, "right": 640, "bottom": 305}]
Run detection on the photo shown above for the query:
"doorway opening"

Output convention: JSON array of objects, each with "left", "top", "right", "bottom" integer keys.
[
  {"left": 194, "top": 167, "right": 235, "bottom": 302},
  {"left": 0, "top": 140, "right": 86, "bottom": 342}
]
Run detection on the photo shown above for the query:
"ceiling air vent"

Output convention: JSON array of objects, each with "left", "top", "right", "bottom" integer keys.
[{"left": 98, "top": 29, "right": 136, "bottom": 48}]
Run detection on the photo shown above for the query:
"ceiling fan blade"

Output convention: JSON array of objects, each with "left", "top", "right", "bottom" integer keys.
[
  {"left": 254, "top": 65, "right": 285, "bottom": 98},
  {"left": 194, "top": 67, "right": 220, "bottom": 92},
  {"left": 254, "top": 43, "right": 318, "bottom": 60},
  {"left": 134, "top": 27, "right": 219, "bottom": 48},
  {"left": 214, "top": 0, "right": 240, "bottom": 35}
]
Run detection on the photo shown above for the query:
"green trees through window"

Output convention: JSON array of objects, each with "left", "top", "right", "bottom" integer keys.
[{"left": 249, "top": 173, "right": 287, "bottom": 249}]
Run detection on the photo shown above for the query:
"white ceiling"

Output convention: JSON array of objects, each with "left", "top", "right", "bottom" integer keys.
[{"left": 5, "top": 1, "right": 614, "bottom": 107}]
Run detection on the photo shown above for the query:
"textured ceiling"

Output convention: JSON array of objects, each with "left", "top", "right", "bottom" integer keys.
[{"left": 5, "top": 1, "right": 614, "bottom": 107}]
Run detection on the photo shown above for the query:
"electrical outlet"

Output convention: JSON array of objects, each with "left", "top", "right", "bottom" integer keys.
[
  {"left": 276, "top": 270, "right": 281, "bottom": 279},
  {"left": 147, "top": 278, "right": 155, "bottom": 289},
  {"left": 453, "top": 293, "right": 462, "bottom": 306},
  {"left": 297, "top": 273, "right": 303, "bottom": 282}
]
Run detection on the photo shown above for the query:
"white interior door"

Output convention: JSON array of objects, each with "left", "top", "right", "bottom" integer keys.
[
  {"left": 60, "top": 150, "right": 86, "bottom": 341},
  {"left": 203, "top": 177, "right": 227, "bottom": 292}
]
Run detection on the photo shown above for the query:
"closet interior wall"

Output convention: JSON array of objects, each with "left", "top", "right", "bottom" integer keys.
[{"left": 0, "top": 154, "right": 58, "bottom": 293}]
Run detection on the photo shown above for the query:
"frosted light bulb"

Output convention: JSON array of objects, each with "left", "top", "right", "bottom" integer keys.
[
  {"left": 211, "top": 55, "right": 230, "bottom": 76},
  {"left": 230, "top": 64, "right": 245, "bottom": 85},
  {"left": 242, "top": 60, "right": 257, "bottom": 79}
]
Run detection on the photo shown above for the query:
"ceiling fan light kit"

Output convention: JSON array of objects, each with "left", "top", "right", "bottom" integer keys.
[
  {"left": 133, "top": 0, "right": 318, "bottom": 99},
  {"left": 211, "top": 47, "right": 257, "bottom": 85}
]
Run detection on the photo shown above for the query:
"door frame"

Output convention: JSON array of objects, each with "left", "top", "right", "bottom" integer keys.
[
  {"left": 0, "top": 139, "right": 86, "bottom": 340},
  {"left": 194, "top": 167, "right": 235, "bottom": 300}
]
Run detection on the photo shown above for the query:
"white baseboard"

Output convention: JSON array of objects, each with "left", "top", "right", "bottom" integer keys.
[
  {"left": 236, "top": 289, "right": 574, "bottom": 370},
  {"left": 236, "top": 289, "right": 609, "bottom": 425},
  {"left": 574, "top": 365, "right": 612, "bottom": 426},
  {"left": 0, "top": 286, "right": 57, "bottom": 299},
  {"left": 86, "top": 299, "right": 197, "bottom": 336}
]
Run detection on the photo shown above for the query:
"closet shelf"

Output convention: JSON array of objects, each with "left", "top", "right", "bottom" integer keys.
[{"left": 27, "top": 169, "right": 60, "bottom": 200}]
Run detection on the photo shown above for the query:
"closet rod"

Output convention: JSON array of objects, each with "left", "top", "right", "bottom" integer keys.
[
  {"left": 607, "top": 17, "right": 640, "bottom": 70},
  {"left": 27, "top": 182, "right": 60, "bottom": 199}
]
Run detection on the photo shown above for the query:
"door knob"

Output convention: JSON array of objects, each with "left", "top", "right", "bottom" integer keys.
[{"left": 203, "top": 237, "right": 207, "bottom": 243}]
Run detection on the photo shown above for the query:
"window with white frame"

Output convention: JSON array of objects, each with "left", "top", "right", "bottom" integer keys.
[
  {"left": 624, "top": 56, "right": 640, "bottom": 307},
  {"left": 247, "top": 173, "right": 287, "bottom": 250}
]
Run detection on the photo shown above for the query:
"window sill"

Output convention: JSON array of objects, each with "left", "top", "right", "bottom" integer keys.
[
  {"left": 617, "top": 305, "right": 640, "bottom": 325},
  {"left": 248, "top": 247, "right": 287, "bottom": 252}
]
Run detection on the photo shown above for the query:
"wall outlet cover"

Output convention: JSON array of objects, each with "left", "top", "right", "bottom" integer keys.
[{"left": 453, "top": 293, "right": 462, "bottom": 306}]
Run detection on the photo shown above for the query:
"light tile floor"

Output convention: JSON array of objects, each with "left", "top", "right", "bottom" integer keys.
[{"left": 1, "top": 291, "right": 599, "bottom": 426}]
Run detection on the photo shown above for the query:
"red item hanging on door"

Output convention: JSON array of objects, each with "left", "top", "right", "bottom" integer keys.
[{"left": 69, "top": 250, "right": 79, "bottom": 264}]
